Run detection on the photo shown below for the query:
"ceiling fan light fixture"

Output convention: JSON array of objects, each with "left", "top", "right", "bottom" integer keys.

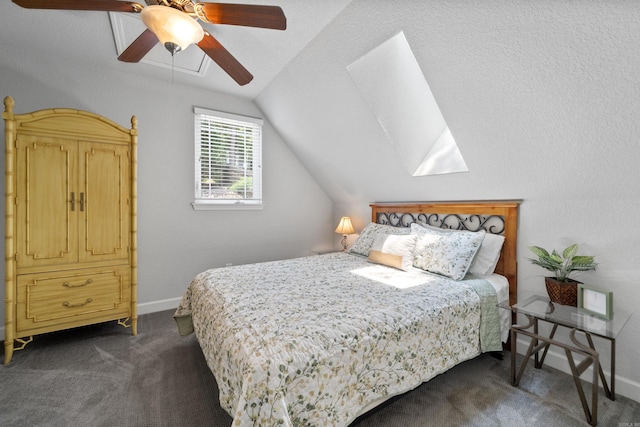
[{"left": 141, "top": 5, "right": 204, "bottom": 55}]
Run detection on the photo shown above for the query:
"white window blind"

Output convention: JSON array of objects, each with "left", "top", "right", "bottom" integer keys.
[{"left": 194, "top": 108, "right": 263, "bottom": 209}]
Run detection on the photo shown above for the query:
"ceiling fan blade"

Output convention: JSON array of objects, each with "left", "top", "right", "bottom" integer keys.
[
  {"left": 198, "top": 32, "right": 253, "bottom": 86},
  {"left": 196, "top": 3, "right": 286, "bottom": 30},
  {"left": 12, "top": 0, "right": 143, "bottom": 12},
  {"left": 118, "top": 29, "right": 158, "bottom": 63}
]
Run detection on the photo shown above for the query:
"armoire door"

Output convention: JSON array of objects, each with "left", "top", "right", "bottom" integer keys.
[
  {"left": 15, "top": 135, "right": 79, "bottom": 270},
  {"left": 78, "top": 141, "right": 130, "bottom": 264}
]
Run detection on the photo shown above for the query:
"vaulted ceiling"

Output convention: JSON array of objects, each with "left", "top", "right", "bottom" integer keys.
[{"left": 3, "top": 0, "right": 639, "bottom": 209}]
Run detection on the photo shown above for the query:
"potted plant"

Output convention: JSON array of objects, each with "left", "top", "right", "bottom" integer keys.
[{"left": 528, "top": 244, "right": 597, "bottom": 306}]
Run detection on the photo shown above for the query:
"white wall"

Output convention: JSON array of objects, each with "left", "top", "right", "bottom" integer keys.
[
  {"left": 257, "top": 0, "right": 640, "bottom": 401},
  {"left": 0, "top": 42, "right": 334, "bottom": 327}
]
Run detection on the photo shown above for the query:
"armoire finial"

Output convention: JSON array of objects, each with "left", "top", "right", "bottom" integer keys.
[{"left": 4, "top": 96, "right": 14, "bottom": 116}]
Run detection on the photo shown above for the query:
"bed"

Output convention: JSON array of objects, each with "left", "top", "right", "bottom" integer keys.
[{"left": 174, "top": 201, "right": 520, "bottom": 426}]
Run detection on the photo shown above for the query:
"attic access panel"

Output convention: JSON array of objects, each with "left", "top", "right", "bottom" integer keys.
[{"left": 347, "top": 31, "right": 467, "bottom": 176}]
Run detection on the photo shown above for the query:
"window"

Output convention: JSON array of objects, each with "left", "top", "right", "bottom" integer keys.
[{"left": 193, "top": 107, "right": 263, "bottom": 210}]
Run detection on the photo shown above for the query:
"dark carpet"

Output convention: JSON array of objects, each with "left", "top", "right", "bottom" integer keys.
[{"left": 1, "top": 310, "right": 638, "bottom": 426}]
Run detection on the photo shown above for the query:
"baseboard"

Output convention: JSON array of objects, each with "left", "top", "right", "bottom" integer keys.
[
  {"left": 0, "top": 297, "right": 183, "bottom": 338},
  {"left": 136, "top": 297, "right": 182, "bottom": 315},
  {"left": 516, "top": 337, "right": 640, "bottom": 404}
]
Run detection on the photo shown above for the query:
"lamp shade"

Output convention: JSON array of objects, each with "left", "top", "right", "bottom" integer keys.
[
  {"left": 335, "top": 217, "right": 355, "bottom": 235},
  {"left": 141, "top": 5, "right": 204, "bottom": 55}
]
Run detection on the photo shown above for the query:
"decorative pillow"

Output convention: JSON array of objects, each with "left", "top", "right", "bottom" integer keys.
[
  {"left": 412, "top": 226, "right": 485, "bottom": 280},
  {"left": 410, "top": 222, "right": 433, "bottom": 236},
  {"left": 411, "top": 223, "right": 504, "bottom": 276},
  {"left": 350, "top": 222, "right": 411, "bottom": 257},
  {"left": 368, "top": 233, "right": 417, "bottom": 271}
]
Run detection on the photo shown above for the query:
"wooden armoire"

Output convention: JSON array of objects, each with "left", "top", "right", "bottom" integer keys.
[{"left": 3, "top": 96, "right": 138, "bottom": 364}]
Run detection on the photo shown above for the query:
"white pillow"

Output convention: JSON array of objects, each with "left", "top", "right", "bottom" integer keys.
[
  {"left": 350, "top": 222, "right": 411, "bottom": 257},
  {"left": 368, "top": 233, "right": 417, "bottom": 271},
  {"left": 412, "top": 226, "right": 485, "bottom": 280},
  {"left": 411, "top": 223, "right": 504, "bottom": 276},
  {"left": 468, "top": 233, "right": 505, "bottom": 276}
]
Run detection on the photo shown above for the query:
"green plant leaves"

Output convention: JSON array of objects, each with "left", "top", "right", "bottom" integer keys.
[
  {"left": 562, "top": 243, "right": 578, "bottom": 259},
  {"left": 528, "top": 246, "right": 550, "bottom": 258},
  {"left": 527, "top": 244, "right": 597, "bottom": 281}
]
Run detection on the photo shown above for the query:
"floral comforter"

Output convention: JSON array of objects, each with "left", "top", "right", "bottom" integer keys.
[{"left": 174, "top": 252, "right": 501, "bottom": 426}]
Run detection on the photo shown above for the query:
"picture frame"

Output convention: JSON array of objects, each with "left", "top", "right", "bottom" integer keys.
[{"left": 577, "top": 284, "right": 613, "bottom": 320}]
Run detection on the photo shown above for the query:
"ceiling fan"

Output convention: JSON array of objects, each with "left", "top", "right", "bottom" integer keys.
[{"left": 12, "top": 0, "right": 287, "bottom": 86}]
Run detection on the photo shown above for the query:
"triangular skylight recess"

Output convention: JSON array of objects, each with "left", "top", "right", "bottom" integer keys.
[
  {"left": 347, "top": 31, "right": 468, "bottom": 176},
  {"left": 109, "top": 12, "right": 211, "bottom": 76}
]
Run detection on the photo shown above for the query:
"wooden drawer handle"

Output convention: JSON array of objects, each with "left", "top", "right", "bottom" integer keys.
[
  {"left": 62, "top": 279, "right": 93, "bottom": 288},
  {"left": 62, "top": 298, "right": 93, "bottom": 308}
]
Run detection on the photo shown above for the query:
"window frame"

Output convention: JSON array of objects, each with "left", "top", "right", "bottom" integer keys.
[{"left": 192, "top": 107, "right": 264, "bottom": 211}]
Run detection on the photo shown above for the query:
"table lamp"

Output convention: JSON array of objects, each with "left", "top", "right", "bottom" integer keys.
[{"left": 335, "top": 216, "right": 355, "bottom": 251}]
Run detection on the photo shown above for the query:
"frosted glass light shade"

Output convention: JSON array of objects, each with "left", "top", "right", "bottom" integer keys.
[{"left": 141, "top": 5, "right": 204, "bottom": 54}]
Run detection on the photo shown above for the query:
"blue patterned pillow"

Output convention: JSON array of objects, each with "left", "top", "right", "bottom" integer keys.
[{"left": 412, "top": 225, "right": 485, "bottom": 280}]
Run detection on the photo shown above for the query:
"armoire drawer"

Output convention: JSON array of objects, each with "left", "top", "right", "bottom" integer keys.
[{"left": 16, "top": 266, "right": 131, "bottom": 333}]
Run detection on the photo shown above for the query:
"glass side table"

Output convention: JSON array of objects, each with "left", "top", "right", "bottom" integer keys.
[{"left": 499, "top": 294, "right": 631, "bottom": 426}]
